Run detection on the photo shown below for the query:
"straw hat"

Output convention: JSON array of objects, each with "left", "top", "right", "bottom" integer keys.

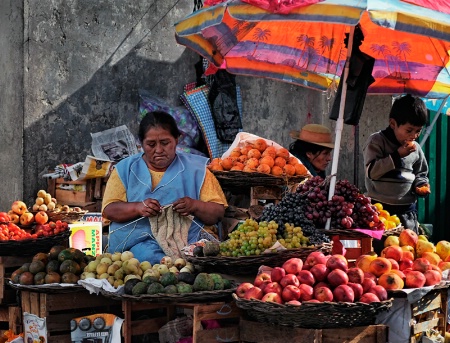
[{"left": 290, "top": 124, "right": 335, "bottom": 149}]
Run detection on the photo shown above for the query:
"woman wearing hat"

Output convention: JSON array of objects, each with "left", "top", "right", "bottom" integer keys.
[{"left": 289, "top": 124, "right": 334, "bottom": 178}]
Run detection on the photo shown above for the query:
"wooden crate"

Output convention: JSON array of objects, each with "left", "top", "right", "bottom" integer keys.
[
  {"left": 121, "top": 300, "right": 241, "bottom": 343},
  {"left": 0, "top": 305, "right": 21, "bottom": 336},
  {"left": 239, "top": 319, "right": 389, "bottom": 343},
  {"left": 338, "top": 235, "right": 373, "bottom": 265},
  {"left": 0, "top": 256, "right": 30, "bottom": 304},
  {"left": 20, "top": 290, "right": 122, "bottom": 343}
]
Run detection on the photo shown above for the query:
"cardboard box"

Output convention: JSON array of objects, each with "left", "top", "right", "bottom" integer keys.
[
  {"left": 71, "top": 313, "right": 123, "bottom": 343},
  {"left": 69, "top": 222, "right": 103, "bottom": 256}
]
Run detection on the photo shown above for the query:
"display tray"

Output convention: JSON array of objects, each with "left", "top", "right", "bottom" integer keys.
[
  {"left": 185, "top": 243, "right": 332, "bottom": 276},
  {"left": 0, "top": 229, "right": 71, "bottom": 256},
  {"left": 8, "top": 280, "right": 85, "bottom": 294},
  {"left": 100, "top": 283, "right": 237, "bottom": 303},
  {"left": 211, "top": 170, "right": 308, "bottom": 187},
  {"left": 233, "top": 294, "right": 393, "bottom": 329}
]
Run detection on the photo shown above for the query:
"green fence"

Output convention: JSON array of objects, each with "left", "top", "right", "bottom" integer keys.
[{"left": 418, "top": 110, "right": 449, "bottom": 241}]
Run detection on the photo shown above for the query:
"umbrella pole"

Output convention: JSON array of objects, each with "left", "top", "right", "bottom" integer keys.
[
  {"left": 325, "top": 26, "right": 355, "bottom": 231},
  {"left": 419, "top": 95, "right": 449, "bottom": 147}
]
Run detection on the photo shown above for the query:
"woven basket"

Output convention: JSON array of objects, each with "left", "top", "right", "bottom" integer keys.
[
  {"left": 185, "top": 244, "right": 332, "bottom": 275},
  {"left": 233, "top": 294, "right": 393, "bottom": 329},
  {"left": 211, "top": 170, "right": 308, "bottom": 188},
  {"left": 319, "top": 228, "right": 376, "bottom": 239},
  {"left": 0, "top": 229, "right": 71, "bottom": 256},
  {"left": 8, "top": 280, "right": 85, "bottom": 294},
  {"left": 100, "top": 284, "right": 237, "bottom": 304},
  {"left": 46, "top": 210, "right": 88, "bottom": 223},
  {"left": 382, "top": 225, "right": 404, "bottom": 237}
]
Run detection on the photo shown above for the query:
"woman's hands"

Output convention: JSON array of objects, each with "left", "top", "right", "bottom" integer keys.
[
  {"left": 173, "top": 197, "right": 197, "bottom": 216},
  {"left": 141, "top": 198, "right": 163, "bottom": 217}
]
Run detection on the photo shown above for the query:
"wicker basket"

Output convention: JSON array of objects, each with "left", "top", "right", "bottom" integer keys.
[
  {"left": 8, "top": 280, "right": 85, "bottom": 294},
  {"left": 233, "top": 294, "right": 393, "bottom": 329},
  {"left": 319, "top": 228, "right": 376, "bottom": 239},
  {"left": 0, "top": 229, "right": 71, "bottom": 256},
  {"left": 100, "top": 284, "right": 237, "bottom": 304},
  {"left": 382, "top": 225, "right": 404, "bottom": 237},
  {"left": 185, "top": 244, "right": 332, "bottom": 275},
  {"left": 211, "top": 170, "right": 308, "bottom": 188},
  {"left": 46, "top": 210, "right": 88, "bottom": 223}
]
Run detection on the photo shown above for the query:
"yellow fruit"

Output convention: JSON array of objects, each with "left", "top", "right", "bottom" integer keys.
[
  {"left": 379, "top": 209, "right": 390, "bottom": 219},
  {"left": 390, "top": 215, "right": 401, "bottom": 226},
  {"left": 373, "top": 203, "right": 383, "bottom": 211},
  {"left": 415, "top": 240, "right": 435, "bottom": 258},
  {"left": 384, "top": 236, "right": 400, "bottom": 247},
  {"left": 418, "top": 235, "right": 428, "bottom": 242},
  {"left": 385, "top": 221, "right": 396, "bottom": 230},
  {"left": 436, "top": 240, "right": 450, "bottom": 260}
]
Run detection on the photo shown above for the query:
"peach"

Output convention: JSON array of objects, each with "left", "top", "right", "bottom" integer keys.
[
  {"left": 247, "top": 149, "right": 262, "bottom": 159},
  {"left": 253, "top": 138, "right": 267, "bottom": 153},
  {"left": 271, "top": 166, "right": 283, "bottom": 176},
  {"left": 243, "top": 165, "right": 256, "bottom": 173},
  {"left": 238, "top": 155, "right": 248, "bottom": 164},
  {"left": 209, "top": 163, "right": 224, "bottom": 171},
  {"left": 294, "top": 163, "right": 308, "bottom": 176},
  {"left": 229, "top": 147, "right": 242, "bottom": 158},
  {"left": 283, "top": 164, "right": 296, "bottom": 176},
  {"left": 241, "top": 145, "right": 253, "bottom": 156},
  {"left": 262, "top": 146, "right": 277, "bottom": 158},
  {"left": 399, "top": 229, "right": 418, "bottom": 247},
  {"left": 288, "top": 156, "right": 299, "bottom": 165},
  {"left": 259, "top": 156, "right": 274, "bottom": 168},
  {"left": 257, "top": 163, "right": 271, "bottom": 174},
  {"left": 245, "top": 157, "right": 260, "bottom": 169},
  {"left": 276, "top": 147, "right": 290, "bottom": 161},
  {"left": 220, "top": 157, "right": 236, "bottom": 171},
  {"left": 369, "top": 257, "right": 392, "bottom": 277}
]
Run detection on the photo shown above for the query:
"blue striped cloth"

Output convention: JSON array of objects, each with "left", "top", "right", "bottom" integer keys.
[{"left": 181, "top": 84, "right": 243, "bottom": 159}]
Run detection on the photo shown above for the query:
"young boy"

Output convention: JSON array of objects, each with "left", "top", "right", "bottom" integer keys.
[{"left": 363, "top": 94, "right": 431, "bottom": 234}]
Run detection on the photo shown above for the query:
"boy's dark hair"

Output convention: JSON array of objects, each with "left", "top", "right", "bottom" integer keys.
[
  {"left": 289, "top": 140, "right": 331, "bottom": 158},
  {"left": 389, "top": 94, "right": 428, "bottom": 127},
  {"left": 139, "top": 111, "right": 181, "bottom": 142}
]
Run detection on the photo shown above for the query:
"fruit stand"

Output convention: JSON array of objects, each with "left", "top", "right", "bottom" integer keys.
[{"left": 1, "top": 137, "right": 450, "bottom": 343}]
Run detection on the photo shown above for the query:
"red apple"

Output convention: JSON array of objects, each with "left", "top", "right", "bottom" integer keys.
[
  {"left": 313, "top": 281, "right": 329, "bottom": 291},
  {"left": 399, "top": 259, "right": 414, "bottom": 271},
  {"left": 326, "top": 254, "right": 348, "bottom": 272},
  {"left": 280, "top": 274, "right": 300, "bottom": 288},
  {"left": 405, "top": 270, "right": 426, "bottom": 288},
  {"left": 261, "top": 292, "right": 283, "bottom": 304},
  {"left": 314, "top": 286, "right": 334, "bottom": 302},
  {"left": 424, "top": 269, "right": 442, "bottom": 286},
  {"left": 327, "top": 269, "right": 349, "bottom": 287},
  {"left": 244, "top": 286, "right": 264, "bottom": 300},
  {"left": 305, "top": 299, "right": 321, "bottom": 303},
  {"left": 236, "top": 282, "right": 254, "bottom": 298},
  {"left": 362, "top": 278, "right": 377, "bottom": 293},
  {"left": 263, "top": 282, "right": 282, "bottom": 295},
  {"left": 333, "top": 284, "right": 355, "bottom": 303},
  {"left": 346, "top": 267, "right": 364, "bottom": 284},
  {"left": 281, "top": 285, "right": 301, "bottom": 302},
  {"left": 381, "top": 246, "right": 403, "bottom": 262},
  {"left": 412, "top": 258, "right": 432, "bottom": 273},
  {"left": 347, "top": 282, "right": 364, "bottom": 301},
  {"left": 282, "top": 258, "right": 303, "bottom": 275},
  {"left": 298, "top": 284, "right": 314, "bottom": 302},
  {"left": 359, "top": 293, "right": 381, "bottom": 304},
  {"left": 285, "top": 300, "right": 302, "bottom": 306},
  {"left": 304, "top": 251, "right": 328, "bottom": 270},
  {"left": 254, "top": 272, "right": 272, "bottom": 287},
  {"left": 310, "top": 263, "right": 329, "bottom": 282},
  {"left": 369, "top": 285, "right": 388, "bottom": 301},
  {"left": 387, "top": 258, "right": 400, "bottom": 270},
  {"left": 270, "top": 267, "right": 286, "bottom": 283},
  {"left": 259, "top": 280, "right": 272, "bottom": 293},
  {"left": 296, "top": 270, "right": 315, "bottom": 286},
  {"left": 399, "top": 229, "right": 419, "bottom": 247},
  {"left": 364, "top": 272, "right": 377, "bottom": 282}
]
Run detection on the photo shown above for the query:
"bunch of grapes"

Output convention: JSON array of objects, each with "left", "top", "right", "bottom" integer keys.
[
  {"left": 295, "top": 176, "right": 384, "bottom": 231},
  {"left": 259, "top": 192, "right": 330, "bottom": 245},
  {"left": 277, "top": 223, "right": 310, "bottom": 249},
  {"left": 219, "top": 219, "right": 278, "bottom": 257}
]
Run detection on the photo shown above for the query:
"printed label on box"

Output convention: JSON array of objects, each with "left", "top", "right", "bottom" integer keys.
[
  {"left": 23, "top": 312, "right": 47, "bottom": 343},
  {"left": 69, "top": 222, "right": 103, "bottom": 256},
  {"left": 71, "top": 313, "right": 123, "bottom": 343},
  {"left": 81, "top": 212, "right": 104, "bottom": 223}
]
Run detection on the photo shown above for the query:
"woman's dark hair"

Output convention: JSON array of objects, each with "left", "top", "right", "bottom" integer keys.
[
  {"left": 289, "top": 140, "right": 330, "bottom": 157},
  {"left": 389, "top": 94, "right": 428, "bottom": 127},
  {"left": 138, "top": 111, "right": 181, "bottom": 142}
]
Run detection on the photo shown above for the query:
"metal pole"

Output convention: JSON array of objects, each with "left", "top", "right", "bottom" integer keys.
[
  {"left": 420, "top": 95, "right": 449, "bottom": 147},
  {"left": 325, "top": 26, "right": 355, "bottom": 230}
]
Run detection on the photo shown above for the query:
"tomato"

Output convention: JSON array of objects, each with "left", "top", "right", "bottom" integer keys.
[
  {"left": 30, "top": 234, "right": 38, "bottom": 239},
  {"left": 0, "top": 212, "right": 10, "bottom": 223}
]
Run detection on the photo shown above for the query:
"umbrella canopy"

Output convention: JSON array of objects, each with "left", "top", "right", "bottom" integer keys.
[{"left": 175, "top": 0, "right": 450, "bottom": 99}]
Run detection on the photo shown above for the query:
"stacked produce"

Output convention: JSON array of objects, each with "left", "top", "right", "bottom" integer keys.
[
  {"left": 272, "top": 176, "right": 386, "bottom": 231},
  {"left": 208, "top": 138, "right": 308, "bottom": 176},
  {"left": 10, "top": 246, "right": 91, "bottom": 285},
  {"left": 235, "top": 231, "right": 448, "bottom": 305}
]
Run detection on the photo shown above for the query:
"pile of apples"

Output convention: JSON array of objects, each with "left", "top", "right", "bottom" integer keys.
[
  {"left": 356, "top": 229, "right": 449, "bottom": 290},
  {"left": 235, "top": 252, "right": 391, "bottom": 305}
]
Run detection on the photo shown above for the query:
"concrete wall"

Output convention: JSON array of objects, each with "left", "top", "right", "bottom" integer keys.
[{"left": 0, "top": 0, "right": 390, "bottom": 210}]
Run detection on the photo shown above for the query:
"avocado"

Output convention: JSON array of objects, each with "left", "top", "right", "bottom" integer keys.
[
  {"left": 177, "top": 272, "right": 196, "bottom": 285},
  {"left": 193, "top": 273, "right": 214, "bottom": 291},
  {"left": 193, "top": 246, "right": 204, "bottom": 257},
  {"left": 203, "top": 242, "right": 220, "bottom": 256},
  {"left": 34, "top": 272, "right": 47, "bottom": 285},
  {"left": 60, "top": 260, "right": 81, "bottom": 275},
  {"left": 164, "top": 285, "right": 178, "bottom": 294},
  {"left": 132, "top": 282, "right": 148, "bottom": 296},
  {"left": 49, "top": 245, "right": 66, "bottom": 260},
  {"left": 46, "top": 260, "right": 60, "bottom": 273},
  {"left": 147, "top": 282, "right": 165, "bottom": 295},
  {"left": 124, "top": 279, "right": 141, "bottom": 295},
  {"left": 29, "top": 261, "right": 46, "bottom": 274},
  {"left": 142, "top": 275, "right": 159, "bottom": 284},
  {"left": 209, "top": 273, "right": 225, "bottom": 290},
  {"left": 176, "top": 282, "right": 193, "bottom": 294},
  {"left": 160, "top": 272, "right": 178, "bottom": 287},
  {"left": 223, "top": 278, "right": 232, "bottom": 290},
  {"left": 61, "top": 272, "right": 79, "bottom": 284}
]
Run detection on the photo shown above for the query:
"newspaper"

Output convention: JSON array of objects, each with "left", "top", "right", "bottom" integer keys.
[
  {"left": 91, "top": 125, "right": 139, "bottom": 162},
  {"left": 67, "top": 156, "right": 115, "bottom": 181}
]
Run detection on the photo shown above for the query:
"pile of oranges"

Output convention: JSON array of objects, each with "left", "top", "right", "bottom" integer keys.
[
  {"left": 373, "top": 203, "right": 401, "bottom": 230},
  {"left": 208, "top": 138, "right": 309, "bottom": 177}
]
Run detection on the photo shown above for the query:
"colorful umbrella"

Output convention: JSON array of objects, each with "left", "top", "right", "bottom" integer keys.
[
  {"left": 175, "top": 0, "right": 450, "bottom": 98},
  {"left": 174, "top": 0, "right": 450, "bottom": 223}
]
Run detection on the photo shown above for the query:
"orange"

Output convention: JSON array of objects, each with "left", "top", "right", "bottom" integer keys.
[
  {"left": 257, "top": 164, "right": 271, "bottom": 174},
  {"left": 288, "top": 156, "right": 299, "bottom": 165},
  {"left": 247, "top": 149, "right": 262, "bottom": 159},
  {"left": 294, "top": 163, "right": 308, "bottom": 176},
  {"left": 253, "top": 138, "right": 268, "bottom": 153},
  {"left": 276, "top": 148, "right": 290, "bottom": 161},
  {"left": 271, "top": 165, "right": 283, "bottom": 176},
  {"left": 35, "top": 211, "right": 48, "bottom": 225},
  {"left": 274, "top": 156, "right": 286, "bottom": 168},
  {"left": 238, "top": 155, "right": 248, "bottom": 164},
  {"left": 240, "top": 145, "right": 253, "bottom": 156},
  {"left": 262, "top": 146, "right": 277, "bottom": 159},
  {"left": 209, "top": 164, "right": 224, "bottom": 171},
  {"left": 283, "top": 164, "right": 296, "bottom": 176},
  {"left": 230, "top": 164, "right": 244, "bottom": 171},
  {"left": 246, "top": 157, "right": 260, "bottom": 169},
  {"left": 229, "top": 147, "right": 242, "bottom": 158},
  {"left": 259, "top": 156, "right": 275, "bottom": 168},
  {"left": 243, "top": 165, "right": 256, "bottom": 173},
  {"left": 220, "top": 157, "right": 236, "bottom": 171}
]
